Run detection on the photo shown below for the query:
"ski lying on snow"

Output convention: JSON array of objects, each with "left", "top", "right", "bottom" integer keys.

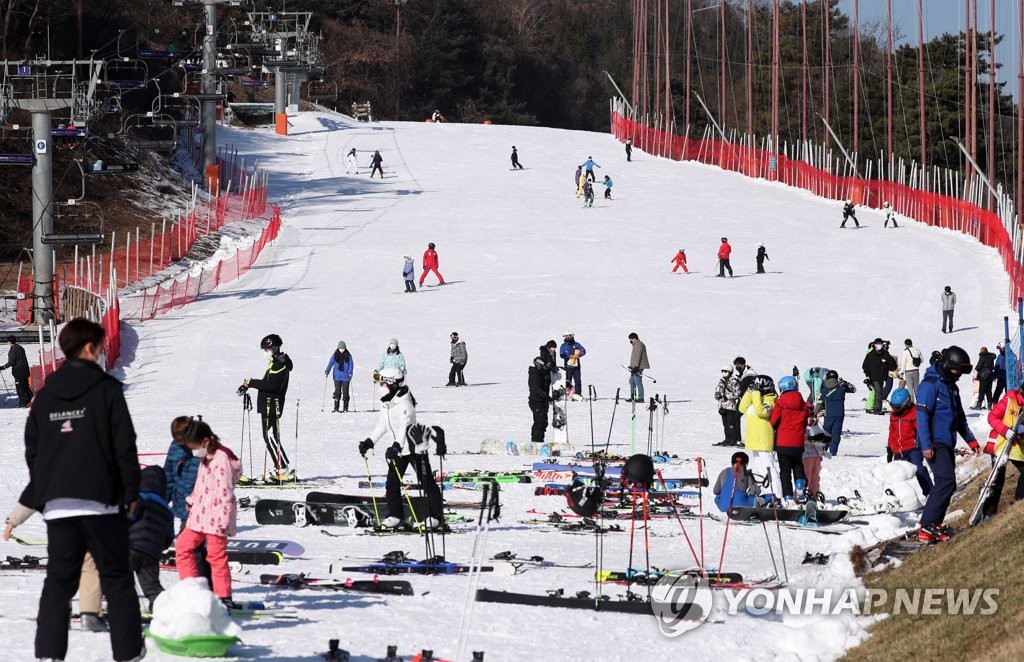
[
  {"left": 227, "top": 538, "right": 305, "bottom": 556},
  {"left": 162, "top": 549, "right": 283, "bottom": 567},
  {"left": 309, "top": 491, "right": 479, "bottom": 510},
  {"left": 260, "top": 572, "right": 414, "bottom": 596},
  {"left": 337, "top": 560, "right": 491, "bottom": 575},
  {"left": 475, "top": 588, "right": 703, "bottom": 618}
]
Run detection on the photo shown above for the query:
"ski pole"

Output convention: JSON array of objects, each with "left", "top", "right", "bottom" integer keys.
[
  {"left": 604, "top": 388, "right": 620, "bottom": 454},
  {"left": 294, "top": 399, "right": 300, "bottom": 476},
  {"left": 321, "top": 373, "right": 329, "bottom": 412},
  {"left": 646, "top": 397, "right": 656, "bottom": 456},
  {"left": 0, "top": 369, "right": 10, "bottom": 396},
  {"left": 363, "top": 456, "right": 381, "bottom": 526},
  {"left": 588, "top": 385, "right": 597, "bottom": 455},
  {"left": 621, "top": 364, "right": 657, "bottom": 383}
]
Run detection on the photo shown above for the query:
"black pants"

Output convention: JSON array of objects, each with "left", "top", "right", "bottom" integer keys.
[
  {"left": 261, "top": 400, "right": 289, "bottom": 469},
  {"left": 564, "top": 365, "right": 581, "bottom": 394},
  {"left": 586, "top": 169, "right": 596, "bottom": 182},
  {"left": 511, "top": 157, "right": 523, "bottom": 170},
  {"left": 385, "top": 454, "right": 443, "bottom": 521},
  {"left": 530, "top": 401, "right": 549, "bottom": 443},
  {"left": 14, "top": 376, "right": 32, "bottom": 406},
  {"left": 841, "top": 212, "right": 859, "bottom": 228},
  {"left": 626, "top": 148, "right": 632, "bottom": 162},
  {"left": 720, "top": 408, "right": 741, "bottom": 443},
  {"left": 130, "top": 550, "right": 163, "bottom": 611},
  {"left": 981, "top": 458, "right": 1024, "bottom": 517},
  {"left": 776, "top": 448, "right": 807, "bottom": 499},
  {"left": 370, "top": 164, "right": 384, "bottom": 178},
  {"left": 756, "top": 258, "right": 765, "bottom": 274},
  {"left": 942, "top": 310, "right": 954, "bottom": 333},
  {"left": 333, "top": 380, "right": 350, "bottom": 411},
  {"left": 870, "top": 381, "right": 884, "bottom": 413},
  {"left": 37, "top": 515, "right": 143, "bottom": 661},
  {"left": 993, "top": 372, "right": 1007, "bottom": 402},
  {"left": 718, "top": 258, "right": 733, "bottom": 277},
  {"left": 975, "top": 377, "right": 994, "bottom": 408},
  {"left": 447, "top": 362, "right": 466, "bottom": 386}
]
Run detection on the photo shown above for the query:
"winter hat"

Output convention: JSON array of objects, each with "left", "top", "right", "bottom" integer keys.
[
  {"left": 388, "top": 338, "right": 399, "bottom": 350},
  {"left": 428, "top": 242, "right": 436, "bottom": 249},
  {"left": 944, "top": 285, "right": 952, "bottom": 293},
  {"left": 5, "top": 335, "right": 14, "bottom": 344},
  {"left": 905, "top": 338, "right": 913, "bottom": 347},
  {"left": 337, "top": 341, "right": 347, "bottom": 351},
  {"left": 721, "top": 365, "right": 733, "bottom": 373},
  {"left": 545, "top": 340, "right": 557, "bottom": 350},
  {"left": 721, "top": 237, "right": 728, "bottom": 242}
]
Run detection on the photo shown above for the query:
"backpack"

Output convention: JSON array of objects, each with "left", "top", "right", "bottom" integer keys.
[{"left": 908, "top": 348, "right": 922, "bottom": 368}]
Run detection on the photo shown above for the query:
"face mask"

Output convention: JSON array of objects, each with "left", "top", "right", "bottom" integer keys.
[
  {"left": 874, "top": 344, "right": 883, "bottom": 351},
  {"left": 389, "top": 344, "right": 397, "bottom": 351},
  {"left": 380, "top": 384, "right": 392, "bottom": 396},
  {"left": 264, "top": 350, "right": 273, "bottom": 361},
  {"left": 194, "top": 446, "right": 208, "bottom": 459}
]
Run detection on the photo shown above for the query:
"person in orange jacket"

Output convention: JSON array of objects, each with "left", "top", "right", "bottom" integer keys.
[
  {"left": 419, "top": 242, "right": 445, "bottom": 286},
  {"left": 671, "top": 249, "right": 688, "bottom": 274},
  {"left": 887, "top": 387, "right": 932, "bottom": 496},
  {"left": 980, "top": 388, "right": 1024, "bottom": 517},
  {"left": 717, "top": 237, "right": 733, "bottom": 277}
]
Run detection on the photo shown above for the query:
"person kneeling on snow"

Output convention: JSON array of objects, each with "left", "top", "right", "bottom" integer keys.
[
  {"left": 886, "top": 388, "right": 932, "bottom": 497},
  {"left": 713, "top": 452, "right": 761, "bottom": 512}
]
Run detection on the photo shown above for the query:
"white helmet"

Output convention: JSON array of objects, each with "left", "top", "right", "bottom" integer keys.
[
  {"left": 379, "top": 367, "right": 405, "bottom": 385},
  {"left": 563, "top": 331, "right": 574, "bottom": 339}
]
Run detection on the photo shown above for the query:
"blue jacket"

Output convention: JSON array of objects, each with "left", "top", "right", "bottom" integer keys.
[
  {"left": 996, "top": 352, "right": 1006, "bottom": 375},
  {"left": 131, "top": 466, "right": 175, "bottom": 559},
  {"left": 816, "top": 379, "right": 855, "bottom": 418},
  {"left": 559, "top": 341, "right": 587, "bottom": 367},
  {"left": 326, "top": 350, "right": 354, "bottom": 382},
  {"left": 915, "top": 365, "right": 977, "bottom": 451},
  {"left": 713, "top": 467, "right": 757, "bottom": 512},
  {"left": 163, "top": 441, "right": 200, "bottom": 521},
  {"left": 603, "top": 177, "right": 613, "bottom": 189},
  {"left": 579, "top": 159, "right": 601, "bottom": 171}
]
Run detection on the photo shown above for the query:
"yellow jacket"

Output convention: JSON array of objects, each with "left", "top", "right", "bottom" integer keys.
[{"left": 740, "top": 389, "right": 776, "bottom": 452}]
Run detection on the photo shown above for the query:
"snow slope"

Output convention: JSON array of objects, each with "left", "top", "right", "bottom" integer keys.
[{"left": 0, "top": 111, "right": 1009, "bottom": 661}]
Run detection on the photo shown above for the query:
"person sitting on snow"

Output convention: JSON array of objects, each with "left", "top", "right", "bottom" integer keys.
[{"left": 713, "top": 451, "right": 761, "bottom": 512}]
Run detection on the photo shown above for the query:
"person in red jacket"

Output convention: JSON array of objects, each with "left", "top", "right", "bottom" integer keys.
[
  {"left": 419, "top": 242, "right": 445, "bottom": 286},
  {"left": 717, "top": 237, "right": 733, "bottom": 278},
  {"left": 769, "top": 375, "right": 808, "bottom": 503},
  {"left": 671, "top": 249, "right": 688, "bottom": 274},
  {"left": 886, "top": 387, "right": 932, "bottom": 496}
]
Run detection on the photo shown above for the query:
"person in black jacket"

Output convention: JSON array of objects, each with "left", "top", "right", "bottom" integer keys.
[
  {"left": 1, "top": 335, "right": 32, "bottom": 407},
  {"left": 242, "top": 333, "right": 293, "bottom": 479},
  {"left": 24, "top": 317, "right": 144, "bottom": 662},
  {"left": 862, "top": 337, "right": 897, "bottom": 415},
  {"left": 972, "top": 346, "right": 997, "bottom": 410},
  {"left": 841, "top": 201, "right": 860, "bottom": 228},
  {"left": 755, "top": 245, "right": 769, "bottom": 274},
  {"left": 130, "top": 466, "right": 173, "bottom": 611},
  {"left": 528, "top": 342, "right": 558, "bottom": 443},
  {"left": 370, "top": 150, "right": 385, "bottom": 178}
]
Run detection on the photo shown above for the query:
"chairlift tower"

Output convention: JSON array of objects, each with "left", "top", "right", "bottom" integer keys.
[{"left": 248, "top": 11, "right": 319, "bottom": 135}]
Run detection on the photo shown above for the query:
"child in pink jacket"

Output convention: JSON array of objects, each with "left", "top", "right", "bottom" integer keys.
[{"left": 174, "top": 419, "right": 242, "bottom": 605}]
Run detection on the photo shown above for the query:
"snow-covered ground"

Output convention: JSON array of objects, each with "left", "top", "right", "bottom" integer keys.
[{"left": 0, "top": 111, "right": 1009, "bottom": 661}]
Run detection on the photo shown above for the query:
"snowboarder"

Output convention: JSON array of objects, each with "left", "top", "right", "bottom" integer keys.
[
  {"left": 241, "top": 333, "right": 294, "bottom": 478},
  {"left": 712, "top": 451, "right": 760, "bottom": 512},
  {"left": 862, "top": 337, "right": 896, "bottom": 415},
  {"left": 602, "top": 175, "right": 613, "bottom": 199},
  {"left": 378, "top": 338, "right": 407, "bottom": 377},
  {"left": 883, "top": 200, "right": 898, "bottom": 228},
  {"left": 887, "top": 388, "right": 932, "bottom": 496},
  {"left": 841, "top": 201, "right": 859, "bottom": 228},
  {"left": 511, "top": 146, "right": 524, "bottom": 170},
  {"left": 1, "top": 335, "right": 32, "bottom": 407},
  {"left": 755, "top": 244, "right": 769, "bottom": 274},
  {"left": 717, "top": 237, "right": 733, "bottom": 277},
  {"left": 358, "top": 369, "right": 445, "bottom": 529},
  {"left": 670, "top": 249, "right": 688, "bottom": 274},
  {"left": 419, "top": 242, "right": 445, "bottom": 286},
  {"left": 579, "top": 156, "right": 601, "bottom": 182},
  {"left": 941, "top": 285, "right": 956, "bottom": 333},
  {"left": 582, "top": 180, "right": 595, "bottom": 207},
  {"left": 972, "top": 346, "right": 997, "bottom": 410},
  {"left": 980, "top": 388, "right": 1024, "bottom": 518},
  {"left": 627, "top": 332, "right": 650, "bottom": 402},
  {"left": 769, "top": 375, "right": 810, "bottom": 504},
  {"left": 739, "top": 375, "right": 780, "bottom": 499},
  {"left": 528, "top": 343, "right": 559, "bottom": 443},
  {"left": 714, "top": 365, "right": 742, "bottom": 446},
  {"left": 898, "top": 338, "right": 924, "bottom": 399},
  {"left": 325, "top": 341, "right": 354, "bottom": 412},
  {"left": 448, "top": 332, "right": 467, "bottom": 386},
  {"left": 130, "top": 466, "right": 174, "bottom": 611},
  {"left": 369, "top": 150, "right": 385, "bottom": 178},
  {"left": 815, "top": 369, "right": 856, "bottom": 456},
  {"left": 917, "top": 346, "right": 980, "bottom": 542},
  {"left": 559, "top": 332, "right": 586, "bottom": 397},
  {"left": 345, "top": 148, "right": 358, "bottom": 174},
  {"left": 625, "top": 139, "right": 632, "bottom": 162},
  {"left": 402, "top": 255, "right": 416, "bottom": 293}
]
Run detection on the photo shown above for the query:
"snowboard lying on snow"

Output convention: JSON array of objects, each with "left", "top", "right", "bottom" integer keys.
[{"left": 728, "top": 505, "right": 848, "bottom": 525}]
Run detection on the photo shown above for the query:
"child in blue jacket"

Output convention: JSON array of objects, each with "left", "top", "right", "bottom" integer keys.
[
  {"left": 163, "top": 416, "right": 210, "bottom": 580},
  {"left": 815, "top": 370, "right": 857, "bottom": 456}
]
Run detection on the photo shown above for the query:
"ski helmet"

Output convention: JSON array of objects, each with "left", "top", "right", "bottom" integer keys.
[
  {"left": 753, "top": 375, "right": 776, "bottom": 395},
  {"left": 905, "top": 338, "right": 913, "bottom": 347},
  {"left": 890, "top": 387, "right": 911, "bottom": 408},
  {"left": 940, "top": 345, "right": 973, "bottom": 374},
  {"left": 721, "top": 237, "right": 728, "bottom": 242},
  {"left": 731, "top": 451, "right": 750, "bottom": 466},
  {"left": 778, "top": 375, "right": 798, "bottom": 393},
  {"left": 563, "top": 331, "right": 574, "bottom": 339},
  {"left": 622, "top": 454, "right": 655, "bottom": 488},
  {"left": 378, "top": 366, "right": 405, "bottom": 385},
  {"left": 260, "top": 334, "right": 283, "bottom": 350},
  {"left": 566, "top": 477, "right": 604, "bottom": 517},
  {"left": 825, "top": 369, "right": 839, "bottom": 381},
  {"left": 428, "top": 242, "right": 436, "bottom": 249}
]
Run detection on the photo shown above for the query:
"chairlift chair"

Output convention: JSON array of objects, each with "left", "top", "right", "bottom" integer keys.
[
  {"left": 46, "top": 200, "right": 104, "bottom": 245},
  {"left": 306, "top": 80, "right": 337, "bottom": 103},
  {"left": 103, "top": 59, "right": 149, "bottom": 91}
]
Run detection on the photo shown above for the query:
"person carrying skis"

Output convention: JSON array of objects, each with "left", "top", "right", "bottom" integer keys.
[
  {"left": 841, "top": 201, "right": 860, "bottom": 228},
  {"left": 717, "top": 237, "right": 733, "bottom": 277},
  {"left": 917, "top": 346, "right": 981, "bottom": 542},
  {"left": 739, "top": 375, "right": 779, "bottom": 500},
  {"left": 670, "top": 248, "right": 688, "bottom": 274},
  {"left": 602, "top": 175, "right": 613, "bottom": 199},
  {"left": 980, "top": 387, "right": 1024, "bottom": 519},
  {"left": 714, "top": 365, "right": 742, "bottom": 447},
  {"left": 378, "top": 338, "right": 407, "bottom": 377},
  {"left": 755, "top": 244, "right": 769, "bottom": 274},
  {"left": 579, "top": 156, "right": 601, "bottom": 182},
  {"left": 448, "top": 332, "right": 467, "bottom": 386},
  {"left": 559, "top": 332, "right": 586, "bottom": 397},
  {"left": 769, "top": 375, "right": 809, "bottom": 504},
  {"left": 582, "top": 180, "right": 595, "bottom": 207},
  {"left": 358, "top": 369, "right": 445, "bottom": 529},
  {"left": 627, "top": 332, "right": 650, "bottom": 402},
  {"left": 402, "top": 255, "right": 416, "bottom": 293},
  {"left": 240, "top": 333, "right": 293, "bottom": 479},
  {"left": 419, "top": 242, "right": 445, "bottom": 286},
  {"left": 326, "top": 341, "right": 354, "bottom": 412},
  {"left": 1, "top": 335, "right": 31, "bottom": 407},
  {"left": 625, "top": 139, "right": 632, "bottom": 162},
  {"left": 815, "top": 369, "right": 856, "bottom": 456},
  {"left": 712, "top": 451, "right": 760, "bottom": 512},
  {"left": 887, "top": 387, "right": 932, "bottom": 496},
  {"left": 528, "top": 343, "right": 559, "bottom": 443},
  {"left": 129, "top": 465, "right": 174, "bottom": 612},
  {"left": 899, "top": 338, "right": 924, "bottom": 399},
  {"left": 369, "top": 150, "right": 385, "bottom": 179},
  {"left": 941, "top": 285, "right": 956, "bottom": 333},
  {"left": 862, "top": 337, "right": 896, "bottom": 415},
  {"left": 883, "top": 200, "right": 898, "bottom": 228},
  {"left": 345, "top": 148, "right": 358, "bottom": 174},
  {"left": 511, "top": 146, "right": 524, "bottom": 170}
]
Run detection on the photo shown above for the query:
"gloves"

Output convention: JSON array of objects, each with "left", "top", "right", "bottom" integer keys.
[
  {"left": 1006, "top": 429, "right": 1017, "bottom": 443},
  {"left": 236, "top": 384, "right": 248, "bottom": 396},
  {"left": 385, "top": 442, "right": 402, "bottom": 462},
  {"left": 433, "top": 426, "right": 447, "bottom": 457},
  {"left": 863, "top": 378, "right": 872, "bottom": 386},
  {"left": 358, "top": 438, "right": 374, "bottom": 457}
]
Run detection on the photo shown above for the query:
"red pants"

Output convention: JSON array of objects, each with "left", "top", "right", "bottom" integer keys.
[
  {"left": 419, "top": 267, "right": 445, "bottom": 286},
  {"left": 802, "top": 456, "right": 822, "bottom": 495},
  {"left": 176, "top": 528, "right": 231, "bottom": 599},
  {"left": 672, "top": 262, "right": 688, "bottom": 273}
]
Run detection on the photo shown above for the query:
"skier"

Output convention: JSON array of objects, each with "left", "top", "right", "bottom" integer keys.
[
  {"left": 579, "top": 156, "right": 601, "bottom": 182},
  {"left": 402, "top": 255, "right": 416, "bottom": 293},
  {"left": 712, "top": 451, "right": 760, "bottom": 512},
  {"left": 980, "top": 388, "right": 1024, "bottom": 518},
  {"left": 755, "top": 244, "right": 769, "bottom": 274},
  {"left": 627, "top": 332, "right": 650, "bottom": 402},
  {"left": 898, "top": 338, "right": 924, "bottom": 399},
  {"left": 862, "top": 337, "right": 896, "bottom": 415},
  {"left": 129, "top": 466, "right": 173, "bottom": 612},
  {"left": 941, "top": 285, "right": 956, "bottom": 333},
  {"left": 769, "top": 375, "right": 809, "bottom": 504},
  {"left": 670, "top": 248, "right": 688, "bottom": 274},
  {"left": 325, "top": 341, "right": 354, "bottom": 412},
  {"left": 369, "top": 150, "right": 385, "bottom": 179},
  {"left": 511, "top": 146, "right": 524, "bottom": 170},
  {"left": 241, "top": 333, "right": 294, "bottom": 479},
  {"left": 378, "top": 338, "right": 407, "bottom": 377},
  {"left": 582, "top": 180, "right": 595, "bottom": 207},
  {"left": 717, "top": 237, "right": 733, "bottom": 277},
  {"left": 739, "top": 375, "right": 780, "bottom": 500},
  {"left": 887, "top": 388, "right": 932, "bottom": 496},
  {"left": 972, "top": 346, "right": 997, "bottom": 410},
  {"left": 883, "top": 200, "right": 898, "bottom": 228},
  {"left": 714, "top": 365, "right": 742, "bottom": 446},
  {"left": 358, "top": 369, "right": 445, "bottom": 530},
  {"left": 574, "top": 166, "right": 583, "bottom": 193},
  {"left": 345, "top": 148, "right": 358, "bottom": 174},
  {"left": 815, "top": 369, "right": 856, "bottom": 456},
  {"left": 528, "top": 344, "right": 559, "bottom": 444},
  {"left": 559, "top": 332, "right": 586, "bottom": 397},
  {"left": 1, "top": 335, "right": 32, "bottom": 407},
  {"left": 447, "top": 331, "right": 467, "bottom": 386},
  {"left": 419, "top": 242, "right": 445, "bottom": 286},
  {"left": 841, "top": 201, "right": 860, "bottom": 228},
  {"left": 994, "top": 343, "right": 1007, "bottom": 402},
  {"left": 917, "top": 346, "right": 980, "bottom": 542},
  {"left": 625, "top": 139, "right": 632, "bottom": 162},
  {"left": 602, "top": 175, "right": 613, "bottom": 199}
]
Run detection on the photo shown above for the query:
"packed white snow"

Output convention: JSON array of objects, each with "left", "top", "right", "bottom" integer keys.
[{"left": 148, "top": 578, "right": 242, "bottom": 640}]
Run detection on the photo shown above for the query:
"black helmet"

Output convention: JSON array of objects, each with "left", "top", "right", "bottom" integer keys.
[
  {"left": 825, "top": 369, "right": 839, "bottom": 380},
  {"left": 622, "top": 454, "right": 655, "bottom": 488},
  {"left": 428, "top": 242, "right": 436, "bottom": 249},
  {"left": 753, "top": 375, "right": 776, "bottom": 395},
  {"left": 566, "top": 478, "right": 604, "bottom": 517},
  {"left": 260, "top": 334, "right": 283, "bottom": 350},
  {"left": 730, "top": 451, "right": 750, "bottom": 466},
  {"left": 940, "top": 345, "right": 973, "bottom": 374}
]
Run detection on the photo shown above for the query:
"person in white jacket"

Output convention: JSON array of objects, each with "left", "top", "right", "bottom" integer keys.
[
  {"left": 357, "top": 368, "right": 446, "bottom": 529},
  {"left": 345, "top": 148, "right": 358, "bottom": 174},
  {"left": 942, "top": 286, "right": 956, "bottom": 333},
  {"left": 898, "top": 338, "right": 924, "bottom": 399}
]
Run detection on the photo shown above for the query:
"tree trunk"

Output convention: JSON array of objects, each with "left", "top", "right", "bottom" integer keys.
[{"left": 23, "top": 0, "right": 42, "bottom": 58}]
